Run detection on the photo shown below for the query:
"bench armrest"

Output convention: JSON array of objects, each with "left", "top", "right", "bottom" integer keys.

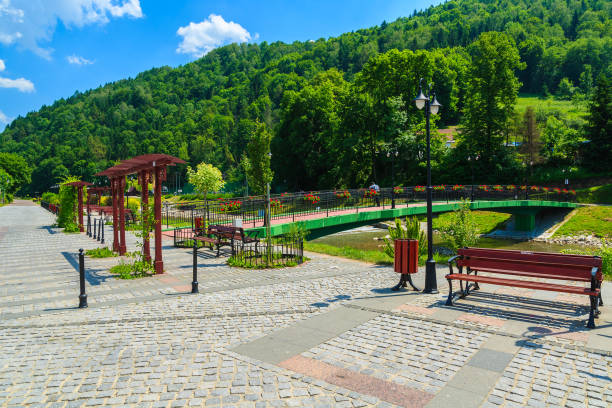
[
  {"left": 448, "top": 255, "right": 461, "bottom": 265},
  {"left": 448, "top": 254, "right": 462, "bottom": 275}
]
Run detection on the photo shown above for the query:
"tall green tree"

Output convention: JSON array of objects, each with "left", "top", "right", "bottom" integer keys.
[
  {"left": 245, "top": 122, "right": 273, "bottom": 195},
  {"left": 583, "top": 75, "right": 612, "bottom": 171},
  {"left": 459, "top": 32, "right": 524, "bottom": 173},
  {"left": 0, "top": 152, "right": 32, "bottom": 194},
  {"left": 186, "top": 162, "right": 225, "bottom": 199}
]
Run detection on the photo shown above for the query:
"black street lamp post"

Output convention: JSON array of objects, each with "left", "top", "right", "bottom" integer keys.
[
  {"left": 387, "top": 148, "right": 399, "bottom": 209},
  {"left": 467, "top": 155, "right": 479, "bottom": 202},
  {"left": 414, "top": 79, "right": 442, "bottom": 294}
]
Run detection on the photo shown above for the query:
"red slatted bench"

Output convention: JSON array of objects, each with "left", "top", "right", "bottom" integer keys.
[
  {"left": 446, "top": 247, "right": 603, "bottom": 328},
  {"left": 193, "top": 224, "right": 260, "bottom": 257}
]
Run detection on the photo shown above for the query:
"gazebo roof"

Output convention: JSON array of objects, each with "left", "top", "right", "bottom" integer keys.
[
  {"left": 64, "top": 181, "right": 93, "bottom": 187},
  {"left": 95, "top": 154, "right": 186, "bottom": 178}
]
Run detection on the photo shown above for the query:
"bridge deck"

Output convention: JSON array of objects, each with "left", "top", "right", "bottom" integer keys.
[{"left": 163, "top": 200, "right": 578, "bottom": 239}]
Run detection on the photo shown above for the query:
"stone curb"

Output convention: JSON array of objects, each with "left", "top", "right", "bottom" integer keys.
[{"left": 0, "top": 308, "right": 320, "bottom": 330}]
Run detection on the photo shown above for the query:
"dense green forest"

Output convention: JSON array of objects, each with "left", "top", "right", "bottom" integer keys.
[{"left": 0, "top": 0, "right": 610, "bottom": 194}]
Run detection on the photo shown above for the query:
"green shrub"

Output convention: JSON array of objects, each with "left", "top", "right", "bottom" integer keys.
[
  {"left": 438, "top": 199, "right": 479, "bottom": 251},
  {"left": 42, "top": 192, "right": 59, "bottom": 204},
  {"left": 127, "top": 197, "right": 140, "bottom": 212},
  {"left": 57, "top": 177, "right": 79, "bottom": 231},
  {"left": 85, "top": 247, "right": 117, "bottom": 258},
  {"left": 383, "top": 216, "right": 427, "bottom": 259}
]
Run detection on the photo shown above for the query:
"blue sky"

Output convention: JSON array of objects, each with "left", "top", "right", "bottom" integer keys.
[{"left": 0, "top": 0, "right": 441, "bottom": 129}]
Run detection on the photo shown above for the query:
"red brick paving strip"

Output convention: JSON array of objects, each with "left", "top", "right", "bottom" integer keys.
[
  {"left": 457, "top": 313, "right": 506, "bottom": 327},
  {"left": 394, "top": 304, "right": 436, "bottom": 315},
  {"left": 279, "top": 355, "right": 434, "bottom": 408}
]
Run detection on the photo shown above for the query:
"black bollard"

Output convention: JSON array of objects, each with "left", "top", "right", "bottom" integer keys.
[
  {"left": 101, "top": 218, "right": 105, "bottom": 244},
  {"left": 192, "top": 239, "right": 199, "bottom": 293},
  {"left": 97, "top": 218, "right": 102, "bottom": 242},
  {"left": 87, "top": 214, "right": 91, "bottom": 237},
  {"left": 78, "top": 248, "right": 88, "bottom": 308},
  {"left": 93, "top": 218, "right": 97, "bottom": 240}
]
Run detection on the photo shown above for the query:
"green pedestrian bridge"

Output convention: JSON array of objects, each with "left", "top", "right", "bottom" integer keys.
[{"left": 248, "top": 200, "right": 579, "bottom": 239}]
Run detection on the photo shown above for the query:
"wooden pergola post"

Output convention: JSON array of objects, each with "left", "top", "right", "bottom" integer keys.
[
  {"left": 112, "top": 178, "right": 119, "bottom": 252},
  {"left": 77, "top": 185, "right": 84, "bottom": 232},
  {"left": 154, "top": 165, "right": 163, "bottom": 274},
  {"left": 118, "top": 177, "right": 127, "bottom": 255},
  {"left": 140, "top": 170, "right": 151, "bottom": 262}
]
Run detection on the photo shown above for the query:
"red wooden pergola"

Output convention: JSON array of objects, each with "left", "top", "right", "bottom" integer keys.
[
  {"left": 95, "top": 154, "right": 185, "bottom": 274},
  {"left": 64, "top": 181, "right": 93, "bottom": 232},
  {"left": 87, "top": 186, "right": 111, "bottom": 213}
]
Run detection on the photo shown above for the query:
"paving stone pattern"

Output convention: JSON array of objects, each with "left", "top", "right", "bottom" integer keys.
[
  {"left": 484, "top": 343, "right": 612, "bottom": 408},
  {"left": 302, "top": 314, "right": 490, "bottom": 394}
]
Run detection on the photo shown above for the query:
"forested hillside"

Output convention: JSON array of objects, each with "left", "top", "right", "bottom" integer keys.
[{"left": 1, "top": 0, "right": 610, "bottom": 193}]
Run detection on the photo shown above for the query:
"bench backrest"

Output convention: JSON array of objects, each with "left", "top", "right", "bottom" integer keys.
[
  {"left": 457, "top": 247, "right": 602, "bottom": 281},
  {"left": 211, "top": 225, "right": 245, "bottom": 240}
]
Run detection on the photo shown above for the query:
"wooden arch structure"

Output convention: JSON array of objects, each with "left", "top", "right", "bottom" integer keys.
[
  {"left": 63, "top": 181, "right": 93, "bottom": 232},
  {"left": 95, "top": 154, "right": 185, "bottom": 274}
]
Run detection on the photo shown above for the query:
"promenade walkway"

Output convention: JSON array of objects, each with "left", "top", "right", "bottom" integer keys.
[{"left": 0, "top": 201, "right": 611, "bottom": 407}]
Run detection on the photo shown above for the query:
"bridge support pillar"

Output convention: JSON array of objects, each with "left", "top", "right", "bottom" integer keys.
[{"left": 514, "top": 213, "right": 536, "bottom": 231}]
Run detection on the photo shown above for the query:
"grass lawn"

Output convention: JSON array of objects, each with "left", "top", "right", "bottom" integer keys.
[
  {"left": 516, "top": 94, "right": 587, "bottom": 121},
  {"left": 553, "top": 206, "right": 612, "bottom": 238},
  {"left": 432, "top": 211, "right": 511, "bottom": 234},
  {"left": 304, "top": 242, "right": 392, "bottom": 265},
  {"left": 576, "top": 184, "right": 612, "bottom": 205},
  {"left": 304, "top": 241, "right": 450, "bottom": 266}
]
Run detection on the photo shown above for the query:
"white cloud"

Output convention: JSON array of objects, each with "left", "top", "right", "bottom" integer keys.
[
  {"left": 176, "top": 14, "right": 251, "bottom": 58},
  {"left": 67, "top": 55, "right": 94, "bottom": 65},
  {"left": 0, "top": 59, "right": 5, "bottom": 71},
  {"left": 0, "top": 109, "right": 10, "bottom": 123},
  {"left": 0, "top": 76, "right": 34, "bottom": 92},
  {"left": 0, "top": 0, "right": 143, "bottom": 58}
]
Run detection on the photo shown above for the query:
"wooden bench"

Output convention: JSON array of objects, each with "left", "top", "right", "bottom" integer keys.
[
  {"left": 193, "top": 224, "right": 260, "bottom": 257},
  {"left": 446, "top": 248, "right": 603, "bottom": 328}
]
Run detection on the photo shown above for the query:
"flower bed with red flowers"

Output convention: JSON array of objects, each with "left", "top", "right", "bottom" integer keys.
[
  {"left": 219, "top": 200, "right": 242, "bottom": 212},
  {"left": 530, "top": 186, "right": 539, "bottom": 191},
  {"left": 393, "top": 186, "right": 404, "bottom": 194},
  {"left": 304, "top": 193, "right": 321, "bottom": 204},
  {"left": 478, "top": 185, "right": 489, "bottom": 191},
  {"left": 335, "top": 190, "right": 351, "bottom": 199},
  {"left": 506, "top": 185, "right": 516, "bottom": 190},
  {"left": 363, "top": 188, "right": 379, "bottom": 198},
  {"left": 520, "top": 185, "right": 527, "bottom": 190},
  {"left": 493, "top": 185, "right": 504, "bottom": 191},
  {"left": 452, "top": 184, "right": 465, "bottom": 191},
  {"left": 414, "top": 186, "right": 425, "bottom": 192},
  {"left": 270, "top": 198, "right": 282, "bottom": 208},
  {"left": 553, "top": 187, "right": 561, "bottom": 194},
  {"left": 433, "top": 185, "right": 446, "bottom": 191}
]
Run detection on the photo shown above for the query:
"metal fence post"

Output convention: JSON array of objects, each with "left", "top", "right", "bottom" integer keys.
[
  {"left": 101, "top": 218, "right": 105, "bottom": 244},
  {"left": 97, "top": 218, "right": 101, "bottom": 242},
  {"left": 78, "top": 248, "right": 88, "bottom": 308},
  {"left": 192, "top": 239, "right": 199, "bottom": 293},
  {"left": 93, "top": 218, "right": 97, "bottom": 240}
]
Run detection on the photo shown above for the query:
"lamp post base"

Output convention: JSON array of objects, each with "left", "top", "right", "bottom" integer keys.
[{"left": 423, "top": 259, "right": 438, "bottom": 294}]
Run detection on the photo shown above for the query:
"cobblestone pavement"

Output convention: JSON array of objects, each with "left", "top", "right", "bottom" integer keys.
[{"left": 1, "top": 202, "right": 611, "bottom": 408}]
